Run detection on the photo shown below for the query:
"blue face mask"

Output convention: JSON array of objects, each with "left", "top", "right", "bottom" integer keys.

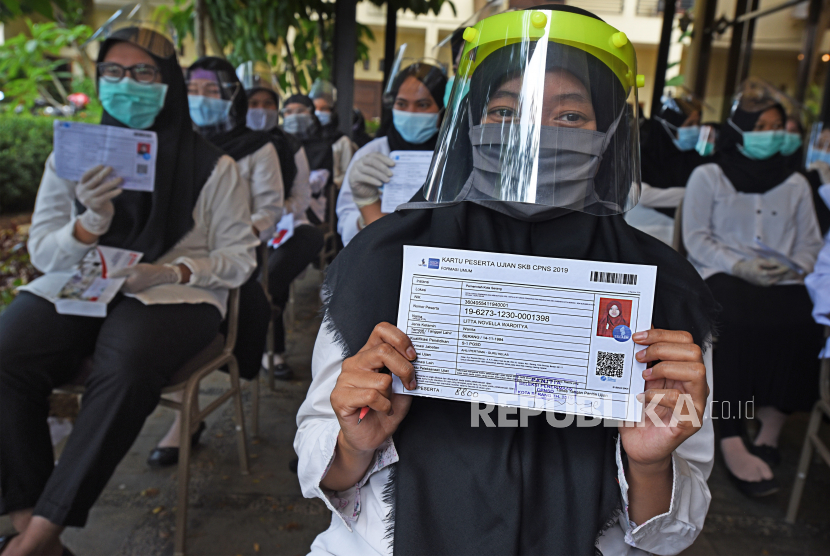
[
  {"left": 780, "top": 132, "right": 802, "bottom": 156},
  {"left": 315, "top": 110, "right": 332, "bottom": 126},
  {"left": 443, "top": 76, "right": 454, "bottom": 107},
  {"left": 811, "top": 150, "right": 830, "bottom": 166},
  {"left": 657, "top": 117, "right": 699, "bottom": 152},
  {"left": 98, "top": 77, "right": 168, "bottom": 130},
  {"left": 696, "top": 140, "right": 714, "bottom": 157},
  {"left": 729, "top": 118, "right": 784, "bottom": 160},
  {"left": 188, "top": 94, "right": 232, "bottom": 127},
  {"left": 393, "top": 109, "right": 439, "bottom": 144}
]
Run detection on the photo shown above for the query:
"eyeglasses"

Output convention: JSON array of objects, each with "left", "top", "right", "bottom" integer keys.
[{"left": 97, "top": 62, "right": 160, "bottom": 84}]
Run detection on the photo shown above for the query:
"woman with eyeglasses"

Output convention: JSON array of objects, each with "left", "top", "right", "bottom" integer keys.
[
  {"left": 142, "top": 56, "right": 286, "bottom": 468},
  {"left": 0, "top": 25, "right": 257, "bottom": 555},
  {"left": 335, "top": 62, "right": 447, "bottom": 247}
]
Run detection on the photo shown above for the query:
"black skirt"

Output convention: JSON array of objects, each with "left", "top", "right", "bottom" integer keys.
[{"left": 707, "top": 273, "right": 823, "bottom": 415}]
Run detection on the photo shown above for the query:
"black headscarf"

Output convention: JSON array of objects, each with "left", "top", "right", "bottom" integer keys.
[
  {"left": 640, "top": 104, "right": 706, "bottom": 216},
  {"left": 715, "top": 105, "right": 794, "bottom": 194},
  {"left": 93, "top": 30, "right": 221, "bottom": 263},
  {"left": 321, "top": 6, "right": 718, "bottom": 555},
  {"left": 377, "top": 62, "right": 448, "bottom": 152},
  {"left": 188, "top": 57, "right": 274, "bottom": 162},
  {"left": 284, "top": 94, "right": 334, "bottom": 174},
  {"left": 352, "top": 108, "right": 373, "bottom": 148}
]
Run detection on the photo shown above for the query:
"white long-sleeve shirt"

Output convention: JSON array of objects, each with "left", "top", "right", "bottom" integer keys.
[
  {"left": 21, "top": 153, "right": 257, "bottom": 318},
  {"left": 236, "top": 142, "right": 283, "bottom": 239},
  {"left": 683, "top": 163, "right": 823, "bottom": 281},
  {"left": 295, "top": 322, "right": 715, "bottom": 556},
  {"left": 336, "top": 137, "right": 390, "bottom": 246},
  {"left": 805, "top": 184, "right": 830, "bottom": 356},
  {"left": 285, "top": 147, "right": 312, "bottom": 226},
  {"left": 332, "top": 135, "right": 356, "bottom": 188}
]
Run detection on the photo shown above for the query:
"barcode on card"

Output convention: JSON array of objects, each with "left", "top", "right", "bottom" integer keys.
[
  {"left": 590, "top": 271, "right": 637, "bottom": 285},
  {"left": 136, "top": 164, "right": 148, "bottom": 175},
  {"left": 596, "top": 351, "right": 624, "bottom": 378}
]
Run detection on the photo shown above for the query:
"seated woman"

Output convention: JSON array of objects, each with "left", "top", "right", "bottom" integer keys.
[
  {"left": 625, "top": 94, "right": 705, "bottom": 245},
  {"left": 336, "top": 62, "right": 447, "bottom": 246},
  {"left": 308, "top": 79, "right": 356, "bottom": 189},
  {"left": 145, "top": 56, "right": 285, "bottom": 467},
  {"left": 296, "top": 5, "right": 717, "bottom": 555},
  {"left": 683, "top": 83, "right": 824, "bottom": 497},
  {"left": 0, "top": 24, "right": 256, "bottom": 555}
]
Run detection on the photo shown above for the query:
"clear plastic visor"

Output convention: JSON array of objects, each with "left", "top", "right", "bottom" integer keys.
[
  {"left": 423, "top": 31, "right": 640, "bottom": 215},
  {"left": 236, "top": 61, "right": 278, "bottom": 93}
]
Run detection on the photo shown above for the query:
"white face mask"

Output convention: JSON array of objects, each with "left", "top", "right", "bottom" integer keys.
[
  {"left": 284, "top": 113, "right": 313, "bottom": 136},
  {"left": 247, "top": 107, "right": 279, "bottom": 131}
]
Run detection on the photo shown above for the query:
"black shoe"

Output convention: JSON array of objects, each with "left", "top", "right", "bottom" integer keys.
[
  {"left": 147, "top": 421, "right": 207, "bottom": 468},
  {"left": 749, "top": 443, "right": 782, "bottom": 467},
  {"left": 726, "top": 468, "right": 780, "bottom": 497},
  {"left": 289, "top": 457, "right": 299, "bottom": 474},
  {"left": 62, "top": 547, "right": 75, "bottom": 556},
  {"left": 273, "top": 362, "right": 295, "bottom": 381},
  {"left": 0, "top": 533, "right": 19, "bottom": 555}
]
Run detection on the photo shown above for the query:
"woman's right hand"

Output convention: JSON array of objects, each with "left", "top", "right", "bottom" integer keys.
[
  {"left": 350, "top": 153, "right": 395, "bottom": 208},
  {"left": 75, "top": 165, "right": 123, "bottom": 236},
  {"left": 330, "top": 322, "right": 417, "bottom": 455}
]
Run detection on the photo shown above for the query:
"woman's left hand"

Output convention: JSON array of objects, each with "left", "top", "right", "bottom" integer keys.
[{"left": 618, "top": 329, "right": 708, "bottom": 468}]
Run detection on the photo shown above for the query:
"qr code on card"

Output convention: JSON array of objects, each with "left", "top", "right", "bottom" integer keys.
[
  {"left": 136, "top": 164, "right": 148, "bottom": 175},
  {"left": 596, "top": 351, "right": 624, "bottom": 378}
]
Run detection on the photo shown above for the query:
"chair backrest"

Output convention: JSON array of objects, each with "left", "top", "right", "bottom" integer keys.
[
  {"left": 822, "top": 327, "right": 830, "bottom": 404},
  {"left": 672, "top": 198, "right": 687, "bottom": 258},
  {"left": 224, "top": 287, "right": 241, "bottom": 355}
]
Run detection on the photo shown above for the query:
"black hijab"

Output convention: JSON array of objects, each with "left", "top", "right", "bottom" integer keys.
[
  {"left": 93, "top": 31, "right": 221, "bottom": 263},
  {"left": 321, "top": 6, "right": 717, "bottom": 555},
  {"left": 377, "top": 62, "right": 448, "bottom": 152},
  {"left": 188, "top": 57, "right": 274, "bottom": 162},
  {"left": 640, "top": 104, "right": 706, "bottom": 216},
  {"left": 284, "top": 93, "right": 334, "bottom": 174},
  {"left": 715, "top": 105, "right": 794, "bottom": 194}
]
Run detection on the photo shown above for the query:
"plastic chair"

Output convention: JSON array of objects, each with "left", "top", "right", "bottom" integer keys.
[
  {"left": 785, "top": 337, "right": 830, "bottom": 523},
  {"left": 55, "top": 288, "right": 249, "bottom": 556}
]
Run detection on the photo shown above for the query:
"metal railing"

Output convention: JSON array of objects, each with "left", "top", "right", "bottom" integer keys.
[
  {"left": 565, "top": 0, "right": 624, "bottom": 15},
  {"left": 637, "top": 0, "right": 696, "bottom": 17}
]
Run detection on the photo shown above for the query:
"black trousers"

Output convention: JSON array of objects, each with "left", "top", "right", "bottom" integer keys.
[
  {"left": 266, "top": 224, "right": 324, "bottom": 353},
  {"left": 707, "top": 274, "right": 823, "bottom": 438},
  {"left": 226, "top": 272, "right": 271, "bottom": 380},
  {"left": 0, "top": 292, "right": 221, "bottom": 527}
]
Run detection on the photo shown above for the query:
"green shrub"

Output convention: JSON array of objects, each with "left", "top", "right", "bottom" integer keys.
[{"left": 0, "top": 112, "right": 99, "bottom": 214}]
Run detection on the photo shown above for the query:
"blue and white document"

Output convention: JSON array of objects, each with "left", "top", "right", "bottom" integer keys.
[
  {"left": 53, "top": 121, "right": 158, "bottom": 192},
  {"left": 393, "top": 246, "right": 657, "bottom": 421},
  {"left": 380, "top": 151, "right": 433, "bottom": 213}
]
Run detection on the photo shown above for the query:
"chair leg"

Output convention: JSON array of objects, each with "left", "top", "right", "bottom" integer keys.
[
  {"left": 251, "top": 374, "right": 260, "bottom": 439},
  {"left": 266, "top": 320, "right": 276, "bottom": 392},
  {"left": 174, "top": 381, "right": 198, "bottom": 556},
  {"left": 228, "top": 356, "right": 250, "bottom": 475},
  {"left": 786, "top": 401, "right": 824, "bottom": 523}
]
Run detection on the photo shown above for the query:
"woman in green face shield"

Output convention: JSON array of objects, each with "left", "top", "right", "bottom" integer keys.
[{"left": 295, "top": 5, "right": 718, "bottom": 555}]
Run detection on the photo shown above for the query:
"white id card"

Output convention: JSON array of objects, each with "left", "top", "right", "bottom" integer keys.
[
  {"left": 393, "top": 246, "right": 658, "bottom": 422},
  {"left": 380, "top": 151, "right": 433, "bottom": 213},
  {"left": 53, "top": 121, "right": 158, "bottom": 192}
]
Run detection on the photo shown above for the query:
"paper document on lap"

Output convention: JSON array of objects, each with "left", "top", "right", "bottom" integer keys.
[
  {"left": 380, "top": 151, "right": 433, "bottom": 213},
  {"left": 393, "top": 246, "right": 657, "bottom": 421},
  {"left": 55, "top": 246, "right": 143, "bottom": 317},
  {"left": 53, "top": 120, "right": 158, "bottom": 192}
]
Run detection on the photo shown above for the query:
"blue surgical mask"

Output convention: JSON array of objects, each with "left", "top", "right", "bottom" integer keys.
[
  {"left": 283, "top": 113, "right": 313, "bottom": 136},
  {"left": 729, "top": 118, "right": 784, "bottom": 160},
  {"left": 696, "top": 140, "right": 714, "bottom": 157},
  {"left": 393, "top": 109, "right": 439, "bottom": 144},
  {"left": 657, "top": 117, "right": 699, "bottom": 152},
  {"left": 188, "top": 94, "right": 232, "bottom": 127},
  {"left": 98, "top": 77, "right": 168, "bottom": 130},
  {"left": 315, "top": 110, "right": 332, "bottom": 126},
  {"left": 247, "top": 107, "right": 279, "bottom": 131},
  {"left": 811, "top": 150, "right": 830, "bottom": 166},
  {"left": 780, "top": 132, "right": 803, "bottom": 156}
]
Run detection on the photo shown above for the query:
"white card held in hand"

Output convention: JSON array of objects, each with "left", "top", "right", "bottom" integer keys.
[
  {"left": 380, "top": 151, "right": 433, "bottom": 213},
  {"left": 53, "top": 120, "right": 158, "bottom": 192},
  {"left": 393, "top": 246, "right": 658, "bottom": 422}
]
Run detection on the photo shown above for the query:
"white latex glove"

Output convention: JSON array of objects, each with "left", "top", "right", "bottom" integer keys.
[
  {"left": 111, "top": 263, "right": 182, "bottom": 294},
  {"left": 732, "top": 258, "right": 789, "bottom": 287},
  {"left": 349, "top": 152, "right": 395, "bottom": 208},
  {"left": 75, "top": 165, "right": 123, "bottom": 236},
  {"left": 808, "top": 160, "right": 830, "bottom": 185}
]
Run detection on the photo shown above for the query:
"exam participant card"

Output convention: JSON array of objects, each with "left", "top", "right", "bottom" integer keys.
[
  {"left": 53, "top": 121, "right": 158, "bottom": 192},
  {"left": 380, "top": 151, "right": 433, "bottom": 213},
  {"left": 393, "top": 246, "right": 657, "bottom": 422}
]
